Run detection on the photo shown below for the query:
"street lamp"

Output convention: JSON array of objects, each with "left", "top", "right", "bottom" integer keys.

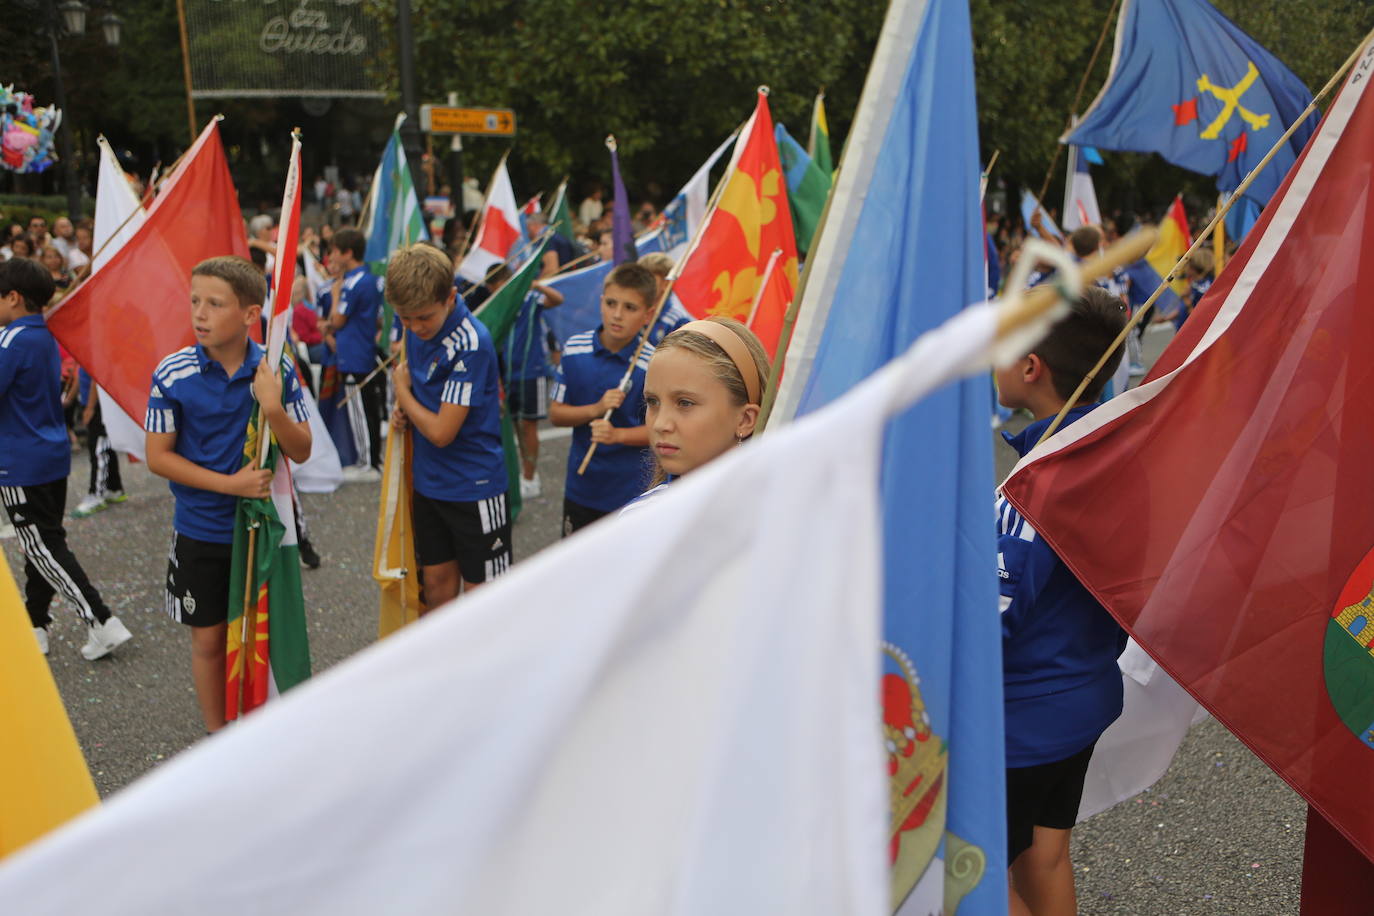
[{"left": 40, "top": 0, "right": 122, "bottom": 220}]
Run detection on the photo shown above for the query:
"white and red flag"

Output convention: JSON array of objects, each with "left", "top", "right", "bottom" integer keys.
[
  {"left": 457, "top": 157, "right": 520, "bottom": 284},
  {"left": 1001, "top": 41, "right": 1374, "bottom": 906}
]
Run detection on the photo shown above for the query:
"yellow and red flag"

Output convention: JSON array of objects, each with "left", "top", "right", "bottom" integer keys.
[
  {"left": 675, "top": 89, "right": 799, "bottom": 359},
  {"left": 1147, "top": 194, "right": 1192, "bottom": 297}
]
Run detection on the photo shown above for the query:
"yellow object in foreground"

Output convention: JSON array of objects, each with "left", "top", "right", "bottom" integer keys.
[
  {"left": 0, "top": 561, "right": 98, "bottom": 856},
  {"left": 374, "top": 425, "right": 424, "bottom": 638}
]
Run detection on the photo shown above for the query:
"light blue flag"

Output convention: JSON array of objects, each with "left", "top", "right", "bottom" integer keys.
[
  {"left": 768, "top": 0, "right": 1006, "bottom": 910},
  {"left": 363, "top": 126, "right": 429, "bottom": 266},
  {"left": 1021, "top": 189, "right": 1063, "bottom": 240}
]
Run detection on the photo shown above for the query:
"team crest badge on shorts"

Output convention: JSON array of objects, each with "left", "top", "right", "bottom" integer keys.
[{"left": 183, "top": 594, "right": 197, "bottom": 613}]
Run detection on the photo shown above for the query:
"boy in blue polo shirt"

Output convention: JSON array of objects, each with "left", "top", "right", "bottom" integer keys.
[
  {"left": 993, "top": 286, "right": 1129, "bottom": 916},
  {"left": 548, "top": 261, "right": 656, "bottom": 534},
  {"left": 145, "top": 256, "right": 312, "bottom": 733},
  {"left": 326, "top": 227, "right": 385, "bottom": 481},
  {"left": 386, "top": 244, "right": 510, "bottom": 608},
  {"left": 0, "top": 257, "right": 131, "bottom": 660}
]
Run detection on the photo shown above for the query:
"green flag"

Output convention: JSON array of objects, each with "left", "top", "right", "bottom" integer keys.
[
  {"left": 473, "top": 235, "right": 552, "bottom": 521},
  {"left": 775, "top": 124, "right": 832, "bottom": 256},
  {"left": 808, "top": 92, "right": 834, "bottom": 177},
  {"left": 548, "top": 179, "right": 575, "bottom": 242}
]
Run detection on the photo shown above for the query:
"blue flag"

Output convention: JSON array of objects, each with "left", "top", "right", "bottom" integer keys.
[
  {"left": 1067, "top": 0, "right": 1316, "bottom": 208},
  {"left": 768, "top": 0, "right": 1005, "bottom": 909},
  {"left": 543, "top": 231, "right": 665, "bottom": 344},
  {"left": 363, "top": 125, "right": 429, "bottom": 266},
  {"left": 1121, "top": 258, "right": 1185, "bottom": 320}
]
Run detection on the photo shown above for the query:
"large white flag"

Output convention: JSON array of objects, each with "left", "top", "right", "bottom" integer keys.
[
  {"left": 90, "top": 138, "right": 152, "bottom": 459},
  {"left": 0, "top": 290, "right": 1014, "bottom": 915}
]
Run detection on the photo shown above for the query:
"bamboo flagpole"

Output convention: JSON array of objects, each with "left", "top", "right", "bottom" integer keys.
[
  {"left": 574, "top": 159, "right": 735, "bottom": 476},
  {"left": 1036, "top": 24, "right": 1374, "bottom": 445},
  {"left": 235, "top": 128, "right": 303, "bottom": 720}
]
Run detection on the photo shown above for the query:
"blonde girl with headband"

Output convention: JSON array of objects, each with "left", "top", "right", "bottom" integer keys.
[{"left": 623, "top": 317, "right": 770, "bottom": 514}]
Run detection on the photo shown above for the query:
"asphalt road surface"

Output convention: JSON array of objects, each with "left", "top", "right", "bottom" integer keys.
[{"left": 5, "top": 323, "right": 1303, "bottom": 913}]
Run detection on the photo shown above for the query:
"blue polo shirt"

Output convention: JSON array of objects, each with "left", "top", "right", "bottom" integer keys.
[
  {"left": 145, "top": 342, "right": 310, "bottom": 544},
  {"left": 335, "top": 264, "right": 384, "bottom": 374},
  {"left": 551, "top": 328, "right": 653, "bottom": 512},
  {"left": 648, "top": 296, "right": 692, "bottom": 346},
  {"left": 404, "top": 300, "right": 506, "bottom": 503},
  {"left": 504, "top": 291, "right": 550, "bottom": 382},
  {"left": 997, "top": 406, "right": 1127, "bottom": 768},
  {"left": 0, "top": 314, "right": 70, "bottom": 487}
]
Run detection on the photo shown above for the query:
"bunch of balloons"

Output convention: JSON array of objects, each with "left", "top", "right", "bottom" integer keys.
[{"left": 2, "top": 85, "right": 62, "bottom": 174}]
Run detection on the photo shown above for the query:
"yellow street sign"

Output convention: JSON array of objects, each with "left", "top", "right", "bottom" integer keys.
[{"left": 419, "top": 105, "right": 517, "bottom": 137}]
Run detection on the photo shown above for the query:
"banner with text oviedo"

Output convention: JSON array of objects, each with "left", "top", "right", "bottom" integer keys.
[{"left": 186, "top": 0, "right": 385, "bottom": 98}]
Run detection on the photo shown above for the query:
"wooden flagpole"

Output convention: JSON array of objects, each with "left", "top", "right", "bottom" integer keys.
[
  {"left": 575, "top": 159, "right": 735, "bottom": 476},
  {"left": 1037, "top": 26, "right": 1374, "bottom": 445},
  {"left": 1033, "top": 0, "right": 1121, "bottom": 211}
]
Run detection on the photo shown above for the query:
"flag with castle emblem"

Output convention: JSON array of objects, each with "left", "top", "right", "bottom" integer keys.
[
  {"left": 1003, "top": 39, "right": 1374, "bottom": 876},
  {"left": 674, "top": 89, "right": 799, "bottom": 358},
  {"left": 770, "top": 0, "right": 1006, "bottom": 911},
  {"left": 1067, "top": 0, "right": 1317, "bottom": 208}
]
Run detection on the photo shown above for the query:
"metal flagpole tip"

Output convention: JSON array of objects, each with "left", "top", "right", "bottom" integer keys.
[
  {"left": 758, "top": 85, "right": 770, "bottom": 96},
  {"left": 605, "top": 135, "right": 617, "bottom": 151}
]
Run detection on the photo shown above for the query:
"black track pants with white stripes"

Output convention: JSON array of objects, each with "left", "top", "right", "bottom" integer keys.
[
  {"left": 85, "top": 401, "right": 123, "bottom": 497},
  {"left": 1, "top": 478, "right": 112, "bottom": 628}
]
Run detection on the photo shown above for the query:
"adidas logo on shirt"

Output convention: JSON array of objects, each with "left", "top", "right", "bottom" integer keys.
[{"left": 453, "top": 360, "right": 467, "bottom": 372}]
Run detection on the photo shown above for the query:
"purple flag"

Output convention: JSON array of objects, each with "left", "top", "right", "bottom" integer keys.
[{"left": 607, "top": 136, "right": 635, "bottom": 265}]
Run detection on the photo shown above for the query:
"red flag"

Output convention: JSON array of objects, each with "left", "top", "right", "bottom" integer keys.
[
  {"left": 675, "top": 89, "right": 799, "bottom": 359},
  {"left": 266, "top": 133, "right": 302, "bottom": 369},
  {"left": 47, "top": 120, "right": 249, "bottom": 421},
  {"left": 1000, "top": 52, "right": 1374, "bottom": 868},
  {"left": 744, "top": 247, "right": 793, "bottom": 358}
]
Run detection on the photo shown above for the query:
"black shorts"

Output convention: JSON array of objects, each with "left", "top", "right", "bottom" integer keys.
[
  {"left": 165, "top": 532, "right": 232, "bottom": 628},
  {"left": 1006, "top": 740, "right": 1098, "bottom": 863},
  {"left": 412, "top": 491, "right": 512, "bottom": 583},
  {"left": 506, "top": 376, "right": 548, "bottom": 421},
  {"left": 562, "top": 498, "right": 609, "bottom": 537}
]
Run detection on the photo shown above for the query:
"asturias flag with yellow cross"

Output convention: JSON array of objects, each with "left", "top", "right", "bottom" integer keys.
[
  {"left": 675, "top": 88, "right": 799, "bottom": 359},
  {"left": 1066, "top": 0, "right": 1317, "bottom": 210}
]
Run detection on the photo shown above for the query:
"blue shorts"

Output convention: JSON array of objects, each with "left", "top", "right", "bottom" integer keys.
[{"left": 506, "top": 376, "right": 548, "bottom": 421}]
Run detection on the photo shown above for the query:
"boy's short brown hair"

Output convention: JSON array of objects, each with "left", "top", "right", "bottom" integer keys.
[
  {"left": 1035, "top": 286, "right": 1128, "bottom": 403},
  {"left": 386, "top": 243, "right": 453, "bottom": 315},
  {"left": 191, "top": 256, "right": 266, "bottom": 307},
  {"left": 329, "top": 227, "right": 366, "bottom": 261},
  {"left": 1069, "top": 226, "right": 1101, "bottom": 258},
  {"left": 604, "top": 262, "right": 657, "bottom": 308}
]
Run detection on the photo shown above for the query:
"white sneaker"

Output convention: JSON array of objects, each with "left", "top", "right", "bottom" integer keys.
[
  {"left": 73, "top": 493, "right": 107, "bottom": 518},
  {"left": 520, "top": 472, "right": 542, "bottom": 500},
  {"left": 81, "top": 615, "right": 133, "bottom": 660},
  {"left": 34, "top": 627, "right": 49, "bottom": 656},
  {"left": 341, "top": 464, "right": 382, "bottom": 484}
]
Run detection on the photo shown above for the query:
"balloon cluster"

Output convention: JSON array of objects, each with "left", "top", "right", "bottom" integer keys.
[{"left": 2, "top": 85, "right": 62, "bottom": 174}]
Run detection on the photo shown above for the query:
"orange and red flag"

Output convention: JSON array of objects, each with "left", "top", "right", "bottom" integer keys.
[{"left": 675, "top": 89, "right": 799, "bottom": 359}]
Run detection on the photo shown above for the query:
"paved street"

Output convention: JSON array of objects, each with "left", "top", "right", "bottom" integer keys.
[{"left": 5, "top": 324, "right": 1303, "bottom": 912}]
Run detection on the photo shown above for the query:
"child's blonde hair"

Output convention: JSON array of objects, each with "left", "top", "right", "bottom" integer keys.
[
  {"left": 647, "top": 317, "right": 770, "bottom": 487},
  {"left": 1187, "top": 248, "right": 1214, "bottom": 277},
  {"left": 638, "top": 252, "right": 674, "bottom": 279},
  {"left": 387, "top": 243, "right": 453, "bottom": 315}
]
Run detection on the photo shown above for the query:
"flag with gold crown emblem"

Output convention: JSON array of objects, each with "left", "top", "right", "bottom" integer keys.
[{"left": 674, "top": 89, "right": 799, "bottom": 359}]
